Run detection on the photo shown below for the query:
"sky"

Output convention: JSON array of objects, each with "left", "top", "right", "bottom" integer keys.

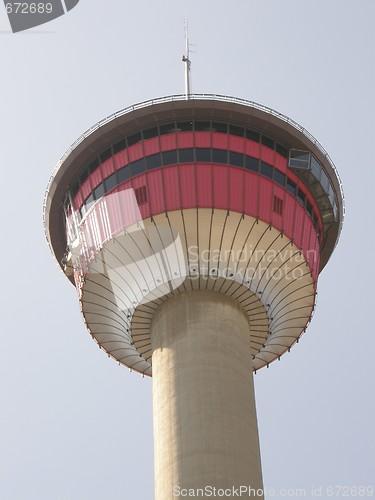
[{"left": 1, "top": 1, "right": 374, "bottom": 499}]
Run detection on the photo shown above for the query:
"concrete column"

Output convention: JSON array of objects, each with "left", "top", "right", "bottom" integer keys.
[{"left": 151, "top": 291, "right": 264, "bottom": 500}]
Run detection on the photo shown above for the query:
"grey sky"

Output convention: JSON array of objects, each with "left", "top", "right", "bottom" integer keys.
[{"left": 0, "top": 1, "right": 374, "bottom": 499}]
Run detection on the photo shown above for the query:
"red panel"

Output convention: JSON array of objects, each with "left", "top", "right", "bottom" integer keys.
[
  {"left": 275, "top": 153, "right": 287, "bottom": 173},
  {"left": 163, "top": 166, "right": 181, "bottom": 211},
  {"left": 293, "top": 205, "right": 305, "bottom": 248},
  {"left": 229, "top": 168, "right": 244, "bottom": 213},
  {"left": 272, "top": 184, "right": 285, "bottom": 232},
  {"left": 258, "top": 178, "right": 273, "bottom": 224},
  {"left": 100, "top": 158, "right": 114, "bottom": 179},
  {"left": 113, "top": 149, "right": 128, "bottom": 171},
  {"left": 90, "top": 167, "right": 103, "bottom": 190},
  {"left": 212, "top": 132, "right": 228, "bottom": 149},
  {"left": 179, "top": 164, "right": 196, "bottom": 209},
  {"left": 147, "top": 169, "right": 165, "bottom": 214},
  {"left": 283, "top": 193, "right": 295, "bottom": 240},
  {"left": 196, "top": 164, "right": 213, "bottom": 208},
  {"left": 213, "top": 165, "right": 229, "bottom": 210},
  {"left": 245, "top": 139, "right": 260, "bottom": 158},
  {"left": 261, "top": 146, "right": 275, "bottom": 164},
  {"left": 228, "top": 135, "right": 245, "bottom": 153},
  {"left": 143, "top": 137, "right": 160, "bottom": 156},
  {"left": 302, "top": 217, "right": 312, "bottom": 258},
  {"left": 131, "top": 174, "right": 150, "bottom": 220},
  {"left": 127, "top": 143, "right": 143, "bottom": 162},
  {"left": 244, "top": 172, "right": 258, "bottom": 218},
  {"left": 160, "top": 134, "right": 177, "bottom": 152},
  {"left": 194, "top": 132, "right": 211, "bottom": 148},
  {"left": 80, "top": 177, "right": 91, "bottom": 201},
  {"left": 177, "top": 132, "right": 194, "bottom": 148}
]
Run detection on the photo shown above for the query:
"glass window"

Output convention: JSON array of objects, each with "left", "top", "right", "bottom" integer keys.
[
  {"left": 94, "top": 183, "right": 105, "bottom": 200},
  {"left": 328, "top": 184, "right": 335, "bottom": 205},
  {"left": 289, "top": 150, "right": 311, "bottom": 169},
  {"left": 143, "top": 126, "right": 158, "bottom": 140},
  {"left": 131, "top": 158, "right": 146, "bottom": 176},
  {"left": 104, "top": 172, "right": 118, "bottom": 193},
  {"left": 195, "top": 148, "right": 211, "bottom": 161},
  {"left": 159, "top": 123, "right": 176, "bottom": 135},
  {"left": 194, "top": 121, "right": 210, "bottom": 132},
  {"left": 177, "top": 121, "right": 193, "bottom": 132},
  {"left": 100, "top": 148, "right": 112, "bottom": 163},
  {"left": 287, "top": 178, "right": 297, "bottom": 196},
  {"left": 117, "top": 166, "right": 132, "bottom": 183},
  {"left": 229, "top": 125, "right": 244, "bottom": 137},
  {"left": 245, "top": 156, "right": 259, "bottom": 172},
  {"left": 162, "top": 150, "right": 178, "bottom": 165},
  {"left": 146, "top": 153, "right": 162, "bottom": 170},
  {"left": 276, "top": 144, "right": 288, "bottom": 158},
  {"left": 229, "top": 151, "right": 244, "bottom": 167},
  {"left": 297, "top": 188, "right": 306, "bottom": 206},
  {"left": 306, "top": 200, "right": 313, "bottom": 217},
  {"left": 179, "top": 149, "right": 194, "bottom": 162},
  {"left": 127, "top": 131, "right": 142, "bottom": 146},
  {"left": 246, "top": 129, "right": 260, "bottom": 142},
  {"left": 274, "top": 169, "right": 286, "bottom": 187},
  {"left": 80, "top": 169, "right": 89, "bottom": 185},
  {"left": 71, "top": 183, "right": 79, "bottom": 198},
  {"left": 113, "top": 139, "right": 126, "bottom": 153},
  {"left": 311, "top": 156, "right": 321, "bottom": 180},
  {"left": 88, "top": 158, "right": 100, "bottom": 173},
  {"left": 212, "top": 149, "right": 228, "bottom": 164},
  {"left": 85, "top": 194, "right": 94, "bottom": 210},
  {"left": 260, "top": 161, "right": 273, "bottom": 179},
  {"left": 320, "top": 169, "right": 330, "bottom": 193},
  {"left": 212, "top": 122, "right": 227, "bottom": 133},
  {"left": 262, "top": 136, "right": 274, "bottom": 149}
]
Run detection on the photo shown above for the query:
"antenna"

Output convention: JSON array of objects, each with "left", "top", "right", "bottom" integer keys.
[{"left": 182, "top": 19, "right": 191, "bottom": 99}]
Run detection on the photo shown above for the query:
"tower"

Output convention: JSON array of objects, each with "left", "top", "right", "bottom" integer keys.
[{"left": 44, "top": 94, "right": 344, "bottom": 499}]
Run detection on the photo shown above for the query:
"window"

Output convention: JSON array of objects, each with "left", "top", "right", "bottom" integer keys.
[
  {"left": 274, "top": 169, "right": 286, "bottom": 187},
  {"left": 94, "top": 183, "right": 105, "bottom": 200},
  {"left": 273, "top": 195, "right": 283, "bottom": 215},
  {"left": 177, "top": 121, "right": 193, "bottom": 131},
  {"left": 246, "top": 129, "right": 260, "bottom": 142},
  {"left": 276, "top": 144, "right": 288, "bottom": 158},
  {"left": 71, "top": 183, "right": 79, "bottom": 198},
  {"left": 159, "top": 123, "right": 175, "bottom": 135},
  {"left": 229, "top": 125, "right": 244, "bottom": 137},
  {"left": 127, "top": 132, "right": 142, "bottom": 146},
  {"left": 320, "top": 169, "right": 330, "bottom": 193},
  {"left": 212, "top": 149, "right": 228, "bottom": 164},
  {"left": 105, "top": 172, "right": 118, "bottom": 193},
  {"left": 287, "top": 178, "right": 297, "bottom": 196},
  {"left": 306, "top": 200, "right": 313, "bottom": 218},
  {"left": 135, "top": 186, "right": 148, "bottom": 205},
  {"left": 79, "top": 170, "right": 89, "bottom": 184},
  {"left": 262, "top": 136, "right": 274, "bottom": 149},
  {"left": 146, "top": 153, "right": 162, "bottom": 170},
  {"left": 143, "top": 126, "right": 158, "bottom": 140},
  {"left": 113, "top": 139, "right": 126, "bottom": 153},
  {"left": 179, "top": 149, "right": 194, "bottom": 162},
  {"left": 311, "top": 156, "right": 321, "bottom": 180},
  {"left": 245, "top": 156, "right": 259, "bottom": 172},
  {"left": 260, "top": 162, "right": 273, "bottom": 179},
  {"left": 229, "top": 151, "right": 244, "bottom": 167},
  {"left": 118, "top": 166, "right": 132, "bottom": 183},
  {"left": 100, "top": 148, "right": 112, "bottom": 163},
  {"left": 289, "top": 150, "right": 311, "bottom": 169},
  {"left": 195, "top": 148, "right": 211, "bottom": 162},
  {"left": 297, "top": 188, "right": 306, "bottom": 206},
  {"left": 131, "top": 158, "right": 146, "bottom": 176},
  {"left": 88, "top": 158, "right": 100, "bottom": 173},
  {"left": 162, "top": 150, "right": 178, "bottom": 165},
  {"left": 194, "top": 121, "right": 210, "bottom": 132},
  {"left": 212, "top": 122, "right": 227, "bottom": 133}
]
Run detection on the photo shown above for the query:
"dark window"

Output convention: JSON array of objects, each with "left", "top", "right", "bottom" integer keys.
[
  {"left": 179, "top": 149, "right": 194, "bottom": 162},
  {"left": 212, "top": 122, "right": 227, "bottom": 133},
  {"left": 229, "top": 151, "right": 244, "bottom": 167},
  {"left": 306, "top": 200, "right": 313, "bottom": 218},
  {"left": 113, "top": 139, "right": 126, "bottom": 153},
  {"left": 80, "top": 170, "right": 89, "bottom": 185},
  {"left": 195, "top": 148, "right": 211, "bottom": 162},
  {"left": 260, "top": 162, "right": 273, "bottom": 179},
  {"left": 245, "top": 156, "right": 259, "bottom": 172},
  {"left": 289, "top": 150, "right": 310, "bottom": 169},
  {"left": 143, "top": 126, "right": 158, "bottom": 140},
  {"left": 100, "top": 148, "right": 112, "bottom": 163},
  {"left": 274, "top": 169, "right": 286, "bottom": 187},
  {"left": 320, "top": 169, "right": 330, "bottom": 193},
  {"left": 131, "top": 158, "right": 146, "bottom": 176},
  {"left": 85, "top": 194, "right": 94, "bottom": 208},
  {"left": 313, "top": 212, "right": 318, "bottom": 228},
  {"left": 297, "top": 188, "right": 306, "bottom": 206},
  {"left": 118, "top": 166, "right": 132, "bottom": 183},
  {"left": 176, "top": 121, "right": 193, "bottom": 131},
  {"left": 287, "top": 178, "right": 297, "bottom": 196},
  {"left": 159, "top": 122, "right": 176, "bottom": 135},
  {"left": 94, "top": 183, "right": 105, "bottom": 200},
  {"left": 262, "top": 136, "right": 274, "bottom": 149},
  {"left": 246, "top": 129, "right": 260, "bottom": 142},
  {"left": 105, "top": 172, "right": 118, "bottom": 192},
  {"left": 273, "top": 195, "right": 283, "bottom": 216},
  {"left": 146, "top": 153, "right": 162, "bottom": 170},
  {"left": 127, "top": 132, "right": 142, "bottom": 146},
  {"left": 212, "top": 149, "right": 228, "bottom": 164},
  {"left": 135, "top": 186, "right": 148, "bottom": 205},
  {"left": 162, "top": 150, "right": 178, "bottom": 165},
  {"left": 194, "top": 121, "right": 210, "bottom": 132},
  {"left": 71, "top": 183, "right": 79, "bottom": 198},
  {"left": 276, "top": 144, "right": 288, "bottom": 158},
  {"left": 88, "top": 158, "right": 100, "bottom": 173},
  {"left": 229, "top": 125, "right": 244, "bottom": 137}
]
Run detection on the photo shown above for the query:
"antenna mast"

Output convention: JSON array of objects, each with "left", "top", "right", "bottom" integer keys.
[{"left": 182, "top": 19, "right": 191, "bottom": 99}]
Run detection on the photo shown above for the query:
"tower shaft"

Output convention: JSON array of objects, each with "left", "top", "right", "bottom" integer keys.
[{"left": 151, "top": 291, "right": 264, "bottom": 499}]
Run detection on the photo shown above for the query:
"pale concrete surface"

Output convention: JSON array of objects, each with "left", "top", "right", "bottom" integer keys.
[{"left": 152, "top": 291, "right": 264, "bottom": 499}]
